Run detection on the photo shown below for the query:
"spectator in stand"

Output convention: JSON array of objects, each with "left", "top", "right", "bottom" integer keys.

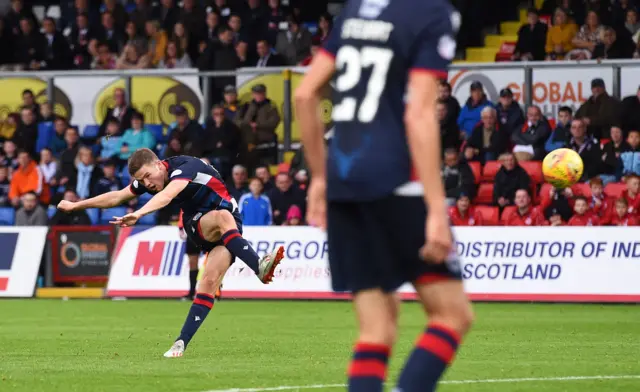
[
  {"left": 266, "top": 172, "right": 306, "bottom": 226},
  {"left": 545, "top": 106, "right": 573, "bottom": 152},
  {"left": 0, "top": 19, "right": 14, "bottom": 70},
  {"left": 576, "top": 78, "right": 621, "bottom": 140},
  {"left": 568, "top": 118, "right": 604, "bottom": 182},
  {"left": 15, "top": 192, "right": 48, "bottom": 226},
  {"left": 228, "top": 14, "right": 249, "bottom": 47},
  {"left": 623, "top": 174, "right": 640, "bottom": 213},
  {"left": 95, "top": 11, "right": 125, "bottom": 55},
  {"left": 172, "top": 22, "right": 194, "bottom": 63},
  {"left": 587, "top": 177, "right": 611, "bottom": 222},
  {"left": 228, "top": 164, "right": 249, "bottom": 200},
  {"left": 41, "top": 18, "right": 72, "bottom": 71},
  {"left": 58, "top": 127, "right": 81, "bottom": 188},
  {"left": 283, "top": 205, "right": 303, "bottom": 226},
  {"left": 542, "top": 187, "right": 574, "bottom": 224},
  {"left": 238, "top": 177, "right": 272, "bottom": 226},
  {"left": 546, "top": 7, "right": 578, "bottom": 60},
  {"left": 70, "top": 146, "right": 103, "bottom": 199},
  {"left": 567, "top": 196, "right": 600, "bottom": 226},
  {"left": 103, "top": 0, "right": 128, "bottom": 33},
  {"left": 9, "top": 150, "right": 50, "bottom": 206},
  {"left": 493, "top": 152, "right": 531, "bottom": 208},
  {"left": 504, "top": 189, "right": 547, "bottom": 226},
  {"left": 0, "top": 166, "right": 10, "bottom": 206},
  {"left": 119, "top": 113, "right": 156, "bottom": 161},
  {"left": 457, "top": 81, "right": 493, "bottom": 137},
  {"left": 158, "top": 0, "right": 179, "bottom": 34},
  {"left": 621, "top": 129, "right": 640, "bottom": 176},
  {"left": 61, "top": 0, "right": 99, "bottom": 31},
  {"left": 496, "top": 87, "right": 525, "bottom": 136},
  {"left": 198, "top": 25, "right": 240, "bottom": 103},
  {"left": 613, "top": 0, "right": 637, "bottom": 28},
  {"left": 621, "top": 86, "right": 640, "bottom": 133},
  {"left": 265, "top": 0, "right": 285, "bottom": 45},
  {"left": 512, "top": 8, "right": 548, "bottom": 61},
  {"left": 91, "top": 42, "right": 118, "bottom": 70},
  {"left": 593, "top": 27, "right": 634, "bottom": 59},
  {"left": 442, "top": 148, "right": 476, "bottom": 205},
  {"left": 1, "top": 140, "right": 19, "bottom": 171},
  {"left": 69, "top": 13, "right": 96, "bottom": 70},
  {"left": 235, "top": 40, "right": 250, "bottom": 67},
  {"left": 438, "top": 101, "right": 461, "bottom": 152},
  {"left": 568, "top": 10, "right": 605, "bottom": 59},
  {"left": 145, "top": 20, "right": 168, "bottom": 67},
  {"left": 609, "top": 197, "right": 638, "bottom": 226},
  {"left": 158, "top": 40, "right": 192, "bottom": 68},
  {"left": 16, "top": 17, "right": 44, "bottom": 71},
  {"left": 465, "top": 106, "right": 510, "bottom": 164},
  {"left": 40, "top": 102, "right": 54, "bottom": 123},
  {"left": 601, "top": 125, "right": 628, "bottom": 179},
  {"left": 222, "top": 85, "right": 240, "bottom": 120},
  {"left": 13, "top": 107, "right": 38, "bottom": 156},
  {"left": 116, "top": 43, "right": 151, "bottom": 69},
  {"left": 275, "top": 15, "right": 312, "bottom": 66},
  {"left": 205, "top": 11, "right": 221, "bottom": 43},
  {"left": 202, "top": 104, "right": 240, "bottom": 178},
  {"left": 256, "top": 39, "right": 285, "bottom": 67},
  {"left": 255, "top": 164, "right": 274, "bottom": 192},
  {"left": 244, "top": 0, "right": 267, "bottom": 43},
  {"left": 289, "top": 148, "right": 309, "bottom": 190},
  {"left": 626, "top": 9, "right": 640, "bottom": 37},
  {"left": 315, "top": 12, "right": 333, "bottom": 43},
  {"left": 4, "top": 0, "right": 38, "bottom": 37},
  {"left": 99, "top": 88, "right": 136, "bottom": 137},
  {"left": 93, "top": 159, "right": 122, "bottom": 196},
  {"left": 438, "top": 80, "right": 461, "bottom": 129},
  {"left": 98, "top": 118, "right": 122, "bottom": 164},
  {"left": 39, "top": 148, "right": 57, "bottom": 185},
  {"left": 21, "top": 89, "right": 40, "bottom": 120},
  {"left": 49, "top": 189, "right": 92, "bottom": 225},
  {"left": 124, "top": 22, "right": 145, "bottom": 51},
  {"left": 448, "top": 193, "right": 484, "bottom": 226},
  {"left": 512, "top": 105, "right": 550, "bottom": 161},
  {"left": 130, "top": 0, "right": 155, "bottom": 35},
  {"left": 0, "top": 113, "right": 18, "bottom": 142},
  {"left": 166, "top": 105, "right": 203, "bottom": 157},
  {"left": 235, "top": 84, "right": 281, "bottom": 168},
  {"left": 180, "top": 0, "right": 207, "bottom": 47}
]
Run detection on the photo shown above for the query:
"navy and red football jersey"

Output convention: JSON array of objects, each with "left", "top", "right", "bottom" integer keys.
[
  {"left": 130, "top": 155, "right": 238, "bottom": 217},
  {"left": 323, "top": 0, "right": 459, "bottom": 201}
]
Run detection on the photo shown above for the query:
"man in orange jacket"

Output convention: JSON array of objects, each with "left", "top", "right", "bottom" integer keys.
[{"left": 9, "top": 151, "right": 50, "bottom": 206}]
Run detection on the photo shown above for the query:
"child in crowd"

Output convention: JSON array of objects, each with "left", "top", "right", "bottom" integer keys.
[
  {"left": 622, "top": 174, "right": 640, "bottom": 215},
  {"left": 238, "top": 177, "right": 272, "bottom": 226},
  {"left": 39, "top": 147, "right": 57, "bottom": 185},
  {"left": 609, "top": 198, "right": 638, "bottom": 226},
  {"left": 284, "top": 205, "right": 303, "bottom": 226},
  {"left": 588, "top": 177, "right": 611, "bottom": 223},
  {"left": 567, "top": 196, "right": 600, "bottom": 226},
  {"left": 99, "top": 118, "right": 123, "bottom": 164},
  {"left": 448, "top": 193, "right": 484, "bottom": 226}
]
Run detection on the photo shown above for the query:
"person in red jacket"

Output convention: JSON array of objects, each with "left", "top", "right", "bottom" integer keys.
[
  {"left": 588, "top": 177, "right": 612, "bottom": 223},
  {"left": 609, "top": 198, "right": 638, "bottom": 226},
  {"left": 568, "top": 196, "right": 600, "bottom": 226},
  {"left": 448, "top": 194, "right": 484, "bottom": 226},
  {"left": 504, "top": 188, "right": 547, "bottom": 226},
  {"left": 623, "top": 174, "right": 640, "bottom": 215}
]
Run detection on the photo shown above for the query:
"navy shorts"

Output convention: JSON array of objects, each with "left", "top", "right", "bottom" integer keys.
[
  {"left": 183, "top": 210, "right": 243, "bottom": 254},
  {"left": 327, "top": 195, "right": 462, "bottom": 294}
]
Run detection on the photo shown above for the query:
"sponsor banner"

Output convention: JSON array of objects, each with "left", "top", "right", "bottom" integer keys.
[
  {"left": 51, "top": 226, "right": 114, "bottom": 282},
  {"left": 620, "top": 64, "right": 640, "bottom": 98},
  {"left": 0, "top": 227, "right": 48, "bottom": 298},
  {"left": 106, "top": 225, "right": 640, "bottom": 302},
  {"left": 0, "top": 72, "right": 203, "bottom": 130},
  {"left": 448, "top": 67, "right": 613, "bottom": 120}
]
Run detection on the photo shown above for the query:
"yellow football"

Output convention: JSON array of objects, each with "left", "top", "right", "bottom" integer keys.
[{"left": 542, "top": 148, "right": 584, "bottom": 188}]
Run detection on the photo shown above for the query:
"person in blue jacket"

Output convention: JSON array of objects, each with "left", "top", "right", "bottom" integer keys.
[
  {"left": 457, "top": 81, "right": 493, "bottom": 137},
  {"left": 545, "top": 106, "right": 573, "bottom": 153},
  {"left": 238, "top": 177, "right": 273, "bottom": 226}
]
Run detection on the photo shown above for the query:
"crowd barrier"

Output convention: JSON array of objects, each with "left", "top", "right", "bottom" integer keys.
[{"left": 3, "top": 226, "right": 640, "bottom": 301}]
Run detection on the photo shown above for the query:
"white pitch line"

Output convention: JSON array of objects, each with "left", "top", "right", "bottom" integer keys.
[{"left": 203, "top": 374, "right": 640, "bottom": 392}]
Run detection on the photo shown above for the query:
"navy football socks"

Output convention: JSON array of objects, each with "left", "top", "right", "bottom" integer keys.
[
  {"left": 396, "top": 323, "right": 460, "bottom": 392},
  {"left": 347, "top": 342, "right": 390, "bottom": 392},
  {"left": 221, "top": 229, "right": 260, "bottom": 275},
  {"left": 177, "top": 292, "right": 214, "bottom": 347}
]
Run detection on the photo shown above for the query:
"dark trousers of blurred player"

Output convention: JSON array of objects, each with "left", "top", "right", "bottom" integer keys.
[{"left": 296, "top": 55, "right": 474, "bottom": 391}]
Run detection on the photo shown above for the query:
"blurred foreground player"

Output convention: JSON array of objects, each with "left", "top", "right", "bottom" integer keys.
[
  {"left": 57, "top": 149, "right": 283, "bottom": 357},
  {"left": 295, "top": 1, "right": 473, "bottom": 391}
]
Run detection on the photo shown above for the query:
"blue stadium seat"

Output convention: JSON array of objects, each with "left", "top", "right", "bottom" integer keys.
[
  {"left": 137, "top": 192, "right": 152, "bottom": 205},
  {"left": 86, "top": 208, "right": 100, "bottom": 225},
  {"left": 138, "top": 213, "right": 157, "bottom": 225},
  {"left": 147, "top": 124, "right": 168, "bottom": 144},
  {"left": 47, "top": 205, "right": 57, "bottom": 219},
  {"left": 36, "top": 122, "right": 54, "bottom": 153},
  {"left": 100, "top": 207, "right": 127, "bottom": 224},
  {"left": 82, "top": 124, "right": 100, "bottom": 139},
  {"left": 0, "top": 207, "right": 15, "bottom": 225}
]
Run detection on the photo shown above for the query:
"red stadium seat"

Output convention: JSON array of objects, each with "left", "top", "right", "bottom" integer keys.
[
  {"left": 572, "top": 183, "right": 592, "bottom": 198},
  {"left": 475, "top": 183, "right": 494, "bottom": 205},
  {"left": 539, "top": 15, "right": 552, "bottom": 25},
  {"left": 495, "top": 42, "right": 516, "bottom": 62},
  {"left": 520, "top": 161, "right": 544, "bottom": 184},
  {"left": 500, "top": 206, "right": 517, "bottom": 224},
  {"left": 604, "top": 182, "right": 626, "bottom": 199},
  {"left": 468, "top": 161, "right": 481, "bottom": 184},
  {"left": 482, "top": 161, "right": 501, "bottom": 182},
  {"left": 538, "top": 183, "right": 554, "bottom": 207},
  {"left": 475, "top": 206, "right": 499, "bottom": 225}
]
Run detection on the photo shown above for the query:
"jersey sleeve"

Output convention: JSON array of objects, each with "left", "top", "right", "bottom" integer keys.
[
  {"left": 129, "top": 180, "right": 149, "bottom": 196},
  {"left": 409, "top": 7, "right": 457, "bottom": 77}
]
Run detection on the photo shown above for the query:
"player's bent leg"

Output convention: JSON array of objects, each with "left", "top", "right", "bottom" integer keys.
[
  {"left": 348, "top": 289, "right": 398, "bottom": 392},
  {"left": 395, "top": 280, "right": 474, "bottom": 392},
  {"left": 163, "top": 247, "right": 233, "bottom": 358},
  {"left": 199, "top": 209, "right": 284, "bottom": 284}
]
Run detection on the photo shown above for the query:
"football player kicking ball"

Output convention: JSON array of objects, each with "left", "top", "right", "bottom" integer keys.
[
  {"left": 295, "top": 0, "right": 473, "bottom": 391},
  {"left": 57, "top": 149, "right": 283, "bottom": 358}
]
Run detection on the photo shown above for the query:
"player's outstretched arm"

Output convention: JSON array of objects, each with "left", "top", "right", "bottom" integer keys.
[
  {"left": 110, "top": 180, "right": 188, "bottom": 227},
  {"left": 57, "top": 187, "right": 136, "bottom": 212}
]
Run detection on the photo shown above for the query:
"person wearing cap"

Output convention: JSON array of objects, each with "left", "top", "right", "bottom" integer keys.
[
  {"left": 235, "top": 83, "right": 281, "bottom": 168},
  {"left": 495, "top": 87, "right": 524, "bottom": 137},
  {"left": 575, "top": 77, "right": 621, "bottom": 140},
  {"left": 512, "top": 7, "right": 548, "bottom": 61},
  {"left": 621, "top": 85, "right": 640, "bottom": 133},
  {"left": 222, "top": 85, "right": 240, "bottom": 120},
  {"left": 457, "top": 81, "right": 493, "bottom": 137},
  {"left": 283, "top": 204, "right": 303, "bottom": 226},
  {"left": 166, "top": 105, "right": 204, "bottom": 158},
  {"left": 93, "top": 158, "right": 123, "bottom": 196},
  {"left": 448, "top": 193, "right": 484, "bottom": 227}
]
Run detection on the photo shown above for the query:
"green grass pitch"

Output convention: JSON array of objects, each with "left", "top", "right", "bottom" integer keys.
[{"left": 0, "top": 300, "right": 639, "bottom": 392}]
